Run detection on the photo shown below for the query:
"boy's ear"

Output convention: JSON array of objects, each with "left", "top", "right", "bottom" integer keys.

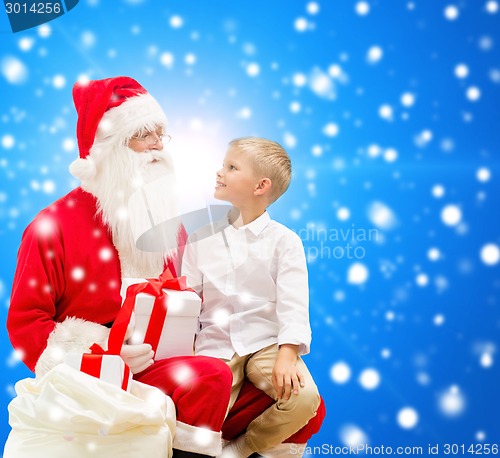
[{"left": 254, "top": 178, "right": 272, "bottom": 196}]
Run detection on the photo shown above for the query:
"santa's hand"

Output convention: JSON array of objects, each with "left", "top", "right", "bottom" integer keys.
[{"left": 120, "top": 343, "right": 154, "bottom": 374}]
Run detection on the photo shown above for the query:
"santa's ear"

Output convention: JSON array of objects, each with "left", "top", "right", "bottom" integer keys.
[{"left": 254, "top": 178, "right": 272, "bottom": 196}]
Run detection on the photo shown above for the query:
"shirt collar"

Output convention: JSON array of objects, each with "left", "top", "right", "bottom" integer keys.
[{"left": 238, "top": 211, "right": 271, "bottom": 236}]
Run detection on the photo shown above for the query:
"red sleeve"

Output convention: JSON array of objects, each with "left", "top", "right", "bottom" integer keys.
[{"left": 7, "top": 214, "right": 65, "bottom": 372}]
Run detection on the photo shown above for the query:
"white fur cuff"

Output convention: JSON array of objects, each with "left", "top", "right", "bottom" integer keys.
[
  {"left": 35, "top": 317, "right": 109, "bottom": 378},
  {"left": 173, "top": 421, "right": 222, "bottom": 456}
]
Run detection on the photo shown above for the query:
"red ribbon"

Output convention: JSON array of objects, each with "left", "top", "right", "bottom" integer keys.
[
  {"left": 118, "top": 270, "right": 193, "bottom": 358},
  {"left": 80, "top": 353, "right": 130, "bottom": 391},
  {"left": 84, "top": 270, "right": 192, "bottom": 389},
  {"left": 80, "top": 353, "right": 103, "bottom": 380}
]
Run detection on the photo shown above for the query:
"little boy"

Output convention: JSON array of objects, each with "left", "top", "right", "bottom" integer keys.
[{"left": 182, "top": 137, "right": 320, "bottom": 457}]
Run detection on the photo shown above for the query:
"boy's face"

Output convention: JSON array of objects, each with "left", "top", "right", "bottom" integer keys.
[{"left": 215, "top": 147, "right": 260, "bottom": 207}]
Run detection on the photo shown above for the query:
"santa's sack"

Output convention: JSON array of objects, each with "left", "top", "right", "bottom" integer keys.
[{"left": 3, "top": 364, "right": 176, "bottom": 458}]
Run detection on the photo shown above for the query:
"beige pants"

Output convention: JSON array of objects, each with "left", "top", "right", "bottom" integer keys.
[{"left": 225, "top": 344, "right": 320, "bottom": 452}]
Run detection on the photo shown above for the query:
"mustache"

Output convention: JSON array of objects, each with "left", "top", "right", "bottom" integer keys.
[{"left": 126, "top": 148, "right": 169, "bottom": 169}]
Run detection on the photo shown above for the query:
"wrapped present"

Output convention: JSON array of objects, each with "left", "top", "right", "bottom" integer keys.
[
  {"left": 121, "top": 273, "right": 201, "bottom": 360},
  {"left": 65, "top": 352, "right": 132, "bottom": 392}
]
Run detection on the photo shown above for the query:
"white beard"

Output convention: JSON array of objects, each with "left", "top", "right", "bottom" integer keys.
[{"left": 83, "top": 143, "right": 180, "bottom": 278}]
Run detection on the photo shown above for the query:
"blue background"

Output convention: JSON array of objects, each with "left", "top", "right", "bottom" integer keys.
[{"left": 1, "top": 0, "right": 500, "bottom": 454}]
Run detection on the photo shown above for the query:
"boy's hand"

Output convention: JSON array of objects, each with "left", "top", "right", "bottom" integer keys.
[{"left": 272, "top": 344, "right": 305, "bottom": 400}]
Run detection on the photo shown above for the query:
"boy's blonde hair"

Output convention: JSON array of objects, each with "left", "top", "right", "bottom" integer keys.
[{"left": 229, "top": 137, "right": 291, "bottom": 204}]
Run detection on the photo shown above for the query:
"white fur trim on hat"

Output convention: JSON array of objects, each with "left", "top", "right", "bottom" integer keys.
[
  {"left": 173, "top": 421, "right": 223, "bottom": 456},
  {"left": 69, "top": 156, "right": 97, "bottom": 181},
  {"left": 96, "top": 92, "right": 167, "bottom": 143},
  {"left": 35, "top": 317, "right": 109, "bottom": 379}
]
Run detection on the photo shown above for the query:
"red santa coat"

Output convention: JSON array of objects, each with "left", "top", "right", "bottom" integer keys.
[
  {"left": 8, "top": 187, "right": 127, "bottom": 370},
  {"left": 7, "top": 186, "right": 325, "bottom": 448}
]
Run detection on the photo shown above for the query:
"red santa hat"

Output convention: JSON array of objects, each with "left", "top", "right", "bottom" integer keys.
[{"left": 69, "top": 76, "right": 168, "bottom": 181}]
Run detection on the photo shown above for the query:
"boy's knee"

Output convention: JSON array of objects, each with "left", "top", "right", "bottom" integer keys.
[
  {"left": 278, "top": 385, "right": 320, "bottom": 420},
  {"left": 297, "top": 385, "right": 321, "bottom": 417}
]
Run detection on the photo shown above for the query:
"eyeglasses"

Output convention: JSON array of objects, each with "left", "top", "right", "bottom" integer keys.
[{"left": 131, "top": 131, "right": 172, "bottom": 146}]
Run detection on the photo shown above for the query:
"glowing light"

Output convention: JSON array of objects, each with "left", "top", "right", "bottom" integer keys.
[
  {"left": 347, "top": 263, "right": 369, "bottom": 285},
  {"left": 307, "top": 2, "right": 320, "bottom": 14},
  {"left": 432, "top": 185, "right": 445, "bottom": 198},
  {"left": 1, "top": 56, "right": 28, "bottom": 84},
  {"left": 401, "top": 92, "right": 416, "bottom": 107},
  {"left": 438, "top": 385, "right": 466, "bottom": 417},
  {"left": 358, "top": 368, "right": 380, "bottom": 390},
  {"left": 2, "top": 135, "right": 15, "bottom": 149},
  {"left": 397, "top": 407, "right": 419, "bottom": 429},
  {"left": 160, "top": 52, "right": 174, "bottom": 68},
  {"left": 476, "top": 167, "right": 491, "bottom": 182},
  {"left": 337, "top": 207, "right": 350, "bottom": 221},
  {"left": 71, "top": 267, "right": 85, "bottom": 281},
  {"left": 53, "top": 74, "right": 66, "bottom": 89},
  {"left": 293, "top": 73, "right": 307, "bottom": 87},
  {"left": 330, "top": 361, "right": 351, "bottom": 383},
  {"left": 454, "top": 63, "right": 469, "bottom": 78},
  {"left": 367, "top": 46, "right": 383, "bottom": 63},
  {"left": 323, "top": 122, "right": 339, "bottom": 137},
  {"left": 486, "top": 1, "right": 499, "bottom": 13},
  {"left": 340, "top": 424, "right": 369, "bottom": 447},
  {"left": 466, "top": 86, "right": 481, "bottom": 101},
  {"left": 356, "top": 2, "right": 370, "bottom": 15},
  {"left": 246, "top": 62, "right": 260, "bottom": 77},
  {"left": 444, "top": 5, "right": 460, "bottom": 20},
  {"left": 434, "top": 314, "right": 445, "bottom": 326},
  {"left": 428, "top": 247, "right": 441, "bottom": 261},
  {"left": 185, "top": 53, "right": 196, "bottom": 65},
  {"left": 19, "top": 37, "right": 35, "bottom": 51},
  {"left": 378, "top": 104, "right": 393, "bottom": 121},
  {"left": 38, "top": 24, "right": 52, "bottom": 38},
  {"left": 480, "top": 243, "right": 500, "bottom": 265},
  {"left": 99, "top": 248, "right": 113, "bottom": 261},
  {"left": 367, "top": 201, "right": 397, "bottom": 230},
  {"left": 294, "top": 17, "right": 309, "bottom": 32},
  {"left": 170, "top": 15, "right": 183, "bottom": 28},
  {"left": 441, "top": 205, "right": 462, "bottom": 226}
]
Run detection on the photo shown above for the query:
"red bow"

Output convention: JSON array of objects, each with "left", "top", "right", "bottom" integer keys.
[{"left": 98, "top": 270, "right": 193, "bottom": 359}]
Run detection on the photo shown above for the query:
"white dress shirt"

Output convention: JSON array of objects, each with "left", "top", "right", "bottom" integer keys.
[{"left": 181, "top": 210, "right": 311, "bottom": 360}]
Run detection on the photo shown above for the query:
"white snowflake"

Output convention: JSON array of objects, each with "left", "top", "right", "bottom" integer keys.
[
  {"left": 444, "top": 5, "right": 460, "bottom": 20},
  {"left": 480, "top": 243, "right": 500, "bottom": 265},
  {"left": 1, "top": 56, "right": 28, "bottom": 84},
  {"left": 358, "top": 368, "right": 380, "bottom": 390},
  {"left": 170, "top": 15, "right": 183, "bottom": 28},
  {"left": 347, "top": 263, "right": 369, "bottom": 285},
  {"left": 397, "top": 407, "right": 419, "bottom": 429},
  {"left": 367, "top": 201, "right": 398, "bottom": 230},
  {"left": 330, "top": 361, "right": 351, "bottom": 384},
  {"left": 355, "top": 2, "right": 370, "bottom": 16},
  {"left": 438, "top": 385, "right": 466, "bottom": 417},
  {"left": 367, "top": 46, "right": 383, "bottom": 63},
  {"left": 339, "top": 424, "right": 369, "bottom": 448},
  {"left": 441, "top": 204, "right": 462, "bottom": 226}
]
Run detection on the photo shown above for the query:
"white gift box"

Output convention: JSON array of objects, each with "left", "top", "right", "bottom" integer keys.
[
  {"left": 121, "top": 278, "right": 201, "bottom": 360},
  {"left": 64, "top": 352, "right": 132, "bottom": 392}
]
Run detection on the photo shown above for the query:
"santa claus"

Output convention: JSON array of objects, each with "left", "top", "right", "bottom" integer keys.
[{"left": 7, "top": 77, "right": 324, "bottom": 458}]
